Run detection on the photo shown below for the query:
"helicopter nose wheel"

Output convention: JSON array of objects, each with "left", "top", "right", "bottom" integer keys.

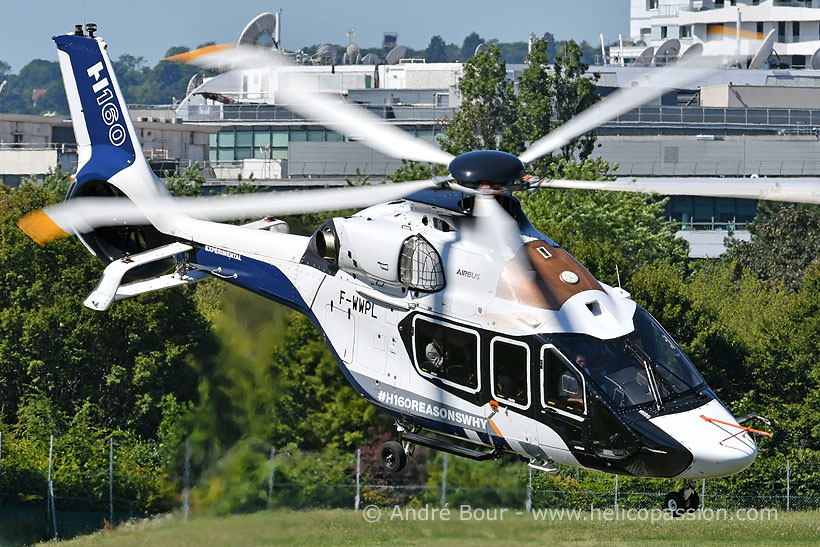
[
  {"left": 663, "top": 482, "right": 699, "bottom": 517},
  {"left": 380, "top": 440, "right": 407, "bottom": 473}
]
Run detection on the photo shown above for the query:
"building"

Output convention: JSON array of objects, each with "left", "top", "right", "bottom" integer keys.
[
  {"left": 627, "top": 0, "right": 820, "bottom": 68},
  {"left": 0, "top": 112, "right": 218, "bottom": 188}
]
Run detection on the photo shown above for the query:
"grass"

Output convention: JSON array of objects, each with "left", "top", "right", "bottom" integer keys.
[{"left": 43, "top": 508, "right": 820, "bottom": 546}]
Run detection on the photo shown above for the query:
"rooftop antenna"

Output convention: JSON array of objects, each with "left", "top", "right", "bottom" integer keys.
[
  {"left": 600, "top": 33, "right": 606, "bottom": 66},
  {"left": 346, "top": 27, "right": 356, "bottom": 43},
  {"left": 81, "top": 0, "right": 86, "bottom": 26},
  {"left": 616, "top": 264, "right": 622, "bottom": 290}
]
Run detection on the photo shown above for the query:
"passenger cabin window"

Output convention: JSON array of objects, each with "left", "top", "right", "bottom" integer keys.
[
  {"left": 413, "top": 317, "right": 479, "bottom": 392},
  {"left": 491, "top": 338, "right": 530, "bottom": 409},
  {"left": 542, "top": 347, "right": 585, "bottom": 415},
  {"left": 399, "top": 235, "right": 445, "bottom": 291}
]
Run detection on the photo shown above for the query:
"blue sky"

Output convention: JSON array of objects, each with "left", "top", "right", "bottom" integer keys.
[{"left": 1, "top": 1, "right": 629, "bottom": 72}]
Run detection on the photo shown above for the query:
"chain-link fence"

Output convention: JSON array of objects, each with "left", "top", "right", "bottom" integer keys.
[{"left": 2, "top": 434, "right": 820, "bottom": 545}]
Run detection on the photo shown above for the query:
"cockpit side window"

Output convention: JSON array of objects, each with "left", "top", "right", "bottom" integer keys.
[
  {"left": 412, "top": 316, "right": 479, "bottom": 392},
  {"left": 399, "top": 235, "right": 445, "bottom": 292},
  {"left": 491, "top": 338, "right": 531, "bottom": 409},
  {"left": 541, "top": 346, "right": 586, "bottom": 416}
]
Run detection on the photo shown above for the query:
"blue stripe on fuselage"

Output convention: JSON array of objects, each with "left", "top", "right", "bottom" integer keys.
[{"left": 55, "top": 34, "right": 136, "bottom": 189}]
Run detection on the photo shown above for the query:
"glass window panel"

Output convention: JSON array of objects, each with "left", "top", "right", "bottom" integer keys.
[
  {"left": 307, "top": 129, "right": 325, "bottom": 142},
  {"left": 413, "top": 317, "right": 479, "bottom": 391},
  {"left": 254, "top": 131, "right": 271, "bottom": 147},
  {"left": 326, "top": 131, "right": 344, "bottom": 142},
  {"left": 272, "top": 131, "right": 289, "bottom": 147},
  {"left": 235, "top": 148, "right": 253, "bottom": 160},
  {"left": 236, "top": 131, "right": 253, "bottom": 147},
  {"left": 209, "top": 149, "right": 218, "bottom": 162},
  {"left": 218, "top": 131, "right": 234, "bottom": 147},
  {"left": 217, "top": 148, "right": 235, "bottom": 161},
  {"left": 270, "top": 149, "right": 288, "bottom": 160},
  {"left": 289, "top": 130, "right": 307, "bottom": 142},
  {"left": 492, "top": 340, "right": 529, "bottom": 408},
  {"left": 209, "top": 133, "right": 218, "bottom": 147}
]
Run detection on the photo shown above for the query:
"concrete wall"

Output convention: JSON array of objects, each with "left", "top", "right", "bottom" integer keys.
[
  {"left": 701, "top": 84, "right": 820, "bottom": 108},
  {"left": 0, "top": 149, "right": 58, "bottom": 175},
  {"left": 597, "top": 135, "right": 820, "bottom": 176}
]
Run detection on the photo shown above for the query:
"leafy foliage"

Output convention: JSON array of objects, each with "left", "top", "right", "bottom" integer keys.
[{"left": 728, "top": 203, "right": 820, "bottom": 291}]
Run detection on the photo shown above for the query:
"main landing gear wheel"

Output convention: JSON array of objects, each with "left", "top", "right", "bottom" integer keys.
[
  {"left": 664, "top": 484, "right": 699, "bottom": 516},
  {"left": 663, "top": 492, "right": 686, "bottom": 517},
  {"left": 380, "top": 440, "right": 407, "bottom": 473}
]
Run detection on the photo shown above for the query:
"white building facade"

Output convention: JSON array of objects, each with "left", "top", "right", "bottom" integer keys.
[{"left": 628, "top": 0, "right": 820, "bottom": 67}]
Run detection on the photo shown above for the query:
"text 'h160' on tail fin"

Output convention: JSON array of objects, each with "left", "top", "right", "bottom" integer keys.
[{"left": 54, "top": 32, "right": 144, "bottom": 190}]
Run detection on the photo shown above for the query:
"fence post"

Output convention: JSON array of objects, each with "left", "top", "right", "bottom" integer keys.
[
  {"left": 440, "top": 453, "right": 448, "bottom": 507},
  {"left": 525, "top": 466, "right": 532, "bottom": 512},
  {"left": 786, "top": 458, "right": 790, "bottom": 512},
  {"left": 614, "top": 474, "right": 619, "bottom": 511},
  {"left": 109, "top": 437, "right": 114, "bottom": 526},
  {"left": 182, "top": 440, "right": 191, "bottom": 521},
  {"left": 47, "top": 435, "right": 57, "bottom": 539},
  {"left": 267, "top": 447, "right": 276, "bottom": 509},
  {"left": 701, "top": 479, "right": 705, "bottom": 510},
  {"left": 355, "top": 448, "right": 361, "bottom": 511}
]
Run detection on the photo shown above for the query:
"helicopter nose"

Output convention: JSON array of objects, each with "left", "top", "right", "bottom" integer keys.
[{"left": 648, "top": 399, "right": 758, "bottom": 478}]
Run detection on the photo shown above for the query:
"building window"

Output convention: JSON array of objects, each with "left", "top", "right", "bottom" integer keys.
[
  {"left": 715, "top": 0, "right": 724, "bottom": 6},
  {"left": 661, "top": 26, "right": 668, "bottom": 39},
  {"left": 681, "top": 25, "right": 691, "bottom": 39},
  {"left": 647, "top": 0, "right": 658, "bottom": 10},
  {"left": 779, "top": 21, "right": 786, "bottom": 42},
  {"left": 794, "top": 22, "right": 800, "bottom": 39},
  {"left": 757, "top": 22, "right": 764, "bottom": 37}
]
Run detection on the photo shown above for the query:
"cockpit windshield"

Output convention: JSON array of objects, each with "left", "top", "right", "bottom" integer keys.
[{"left": 547, "top": 306, "right": 705, "bottom": 409}]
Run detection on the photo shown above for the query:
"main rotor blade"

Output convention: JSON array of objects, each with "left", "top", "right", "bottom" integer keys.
[
  {"left": 18, "top": 179, "right": 441, "bottom": 244},
  {"left": 541, "top": 177, "right": 820, "bottom": 205},
  {"left": 168, "top": 44, "right": 454, "bottom": 166},
  {"left": 519, "top": 62, "right": 717, "bottom": 165}
]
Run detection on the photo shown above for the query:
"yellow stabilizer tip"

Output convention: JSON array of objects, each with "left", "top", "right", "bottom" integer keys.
[
  {"left": 164, "top": 43, "right": 235, "bottom": 64},
  {"left": 17, "top": 210, "right": 69, "bottom": 245}
]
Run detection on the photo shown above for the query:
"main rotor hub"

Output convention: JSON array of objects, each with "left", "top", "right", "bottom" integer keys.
[{"left": 448, "top": 150, "right": 526, "bottom": 191}]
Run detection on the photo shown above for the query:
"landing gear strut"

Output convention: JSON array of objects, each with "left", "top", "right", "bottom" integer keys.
[{"left": 663, "top": 481, "right": 699, "bottom": 516}]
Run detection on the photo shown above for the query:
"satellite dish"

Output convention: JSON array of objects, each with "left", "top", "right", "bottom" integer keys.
[
  {"left": 345, "top": 43, "right": 361, "bottom": 65},
  {"left": 361, "top": 53, "right": 379, "bottom": 65},
  {"left": 812, "top": 47, "right": 820, "bottom": 70},
  {"left": 316, "top": 44, "right": 338, "bottom": 65},
  {"left": 186, "top": 73, "right": 205, "bottom": 97},
  {"left": 653, "top": 39, "right": 680, "bottom": 66},
  {"left": 633, "top": 46, "right": 654, "bottom": 67},
  {"left": 679, "top": 42, "right": 704, "bottom": 63},
  {"left": 385, "top": 45, "right": 408, "bottom": 65},
  {"left": 748, "top": 29, "right": 776, "bottom": 70},
  {"left": 238, "top": 12, "right": 278, "bottom": 48},
  {"left": 474, "top": 43, "right": 487, "bottom": 56}
]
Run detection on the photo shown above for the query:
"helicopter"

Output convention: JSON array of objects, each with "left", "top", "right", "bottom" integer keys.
[{"left": 22, "top": 24, "right": 815, "bottom": 517}]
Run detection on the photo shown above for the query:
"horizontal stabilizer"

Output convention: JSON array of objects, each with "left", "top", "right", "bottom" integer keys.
[{"left": 84, "top": 242, "right": 193, "bottom": 311}]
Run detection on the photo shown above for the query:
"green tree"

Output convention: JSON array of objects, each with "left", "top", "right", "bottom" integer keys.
[
  {"left": 514, "top": 37, "right": 553, "bottom": 172},
  {"left": 461, "top": 32, "right": 484, "bottom": 60},
  {"left": 425, "top": 35, "right": 448, "bottom": 63},
  {"left": 440, "top": 45, "right": 518, "bottom": 155},
  {"left": 551, "top": 40, "right": 600, "bottom": 162},
  {"left": 727, "top": 203, "right": 820, "bottom": 291},
  {"left": 0, "top": 59, "right": 11, "bottom": 79},
  {"left": 0, "top": 181, "right": 216, "bottom": 437},
  {"left": 164, "top": 163, "right": 206, "bottom": 196}
]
